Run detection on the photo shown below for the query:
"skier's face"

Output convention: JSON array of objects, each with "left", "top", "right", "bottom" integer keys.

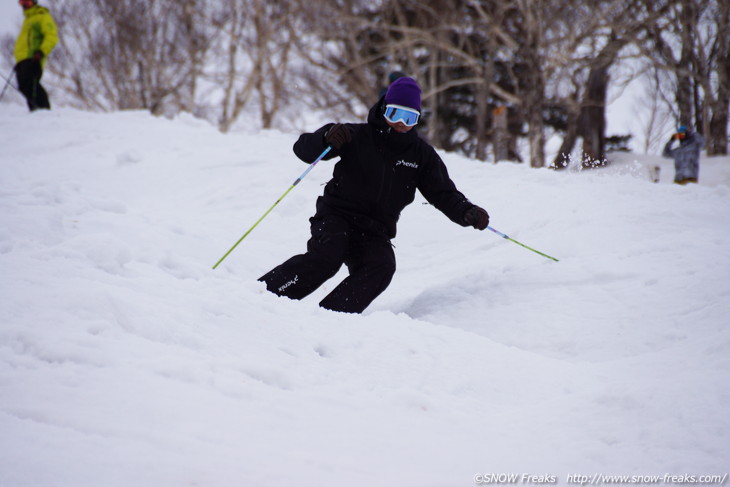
[
  {"left": 383, "top": 104, "right": 419, "bottom": 133},
  {"left": 19, "top": 0, "right": 35, "bottom": 10},
  {"left": 385, "top": 119, "right": 414, "bottom": 133}
]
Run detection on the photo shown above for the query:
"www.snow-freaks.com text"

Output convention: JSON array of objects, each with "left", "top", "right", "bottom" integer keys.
[{"left": 473, "top": 473, "right": 728, "bottom": 485}]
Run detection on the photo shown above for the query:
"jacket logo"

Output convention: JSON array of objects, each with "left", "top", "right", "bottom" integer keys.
[
  {"left": 396, "top": 160, "right": 419, "bottom": 169},
  {"left": 278, "top": 275, "right": 299, "bottom": 293}
]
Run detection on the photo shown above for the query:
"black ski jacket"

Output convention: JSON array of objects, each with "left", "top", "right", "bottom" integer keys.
[{"left": 293, "top": 98, "right": 476, "bottom": 238}]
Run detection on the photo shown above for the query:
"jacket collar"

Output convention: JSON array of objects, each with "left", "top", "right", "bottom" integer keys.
[{"left": 24, "top": 5, "right": 47, "bottom": 18}]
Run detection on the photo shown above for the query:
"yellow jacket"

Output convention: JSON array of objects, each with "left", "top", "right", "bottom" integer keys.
[{"left": 14, "top": 5, "right": 58, "bottom": 68}]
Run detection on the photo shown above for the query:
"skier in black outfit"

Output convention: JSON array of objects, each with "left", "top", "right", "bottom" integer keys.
[{"left": 259, "top": 77, "right": 490, "bottom": 313}]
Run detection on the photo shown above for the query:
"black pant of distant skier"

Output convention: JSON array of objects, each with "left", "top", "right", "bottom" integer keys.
[
  {"left": 258, "top": 213, "right": 396, "bottom": 314},
  {"left": 15, "top": 59, "right": 50, "bottom": 111}
]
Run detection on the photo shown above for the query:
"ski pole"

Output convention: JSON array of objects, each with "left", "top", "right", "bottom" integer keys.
[
  {"left": 212, "top": 146, "right": 333, "bottom": 270},
  {"left": 486, "top": 226, "right": 559, "bottom": 262},
  {"left": 0, "top": 70, "right": 16, "bottom": 103}
]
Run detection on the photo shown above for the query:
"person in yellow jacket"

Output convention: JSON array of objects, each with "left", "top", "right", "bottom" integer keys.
[{"left": 14, "top": 0, "right": 58, "bottom": 111}]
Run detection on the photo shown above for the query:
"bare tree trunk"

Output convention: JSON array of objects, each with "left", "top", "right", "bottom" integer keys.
[
  {"left": 580, "top": 32, "right": 628, "bottom": 167},
  {"left": 493, "top": 106, "right": 509, "bottom": 162},
  {"left": 516, "top": 0, "right": 545, "bottom": 168},
  {"left": 580, "top": 66, "right": 609, "bottom": 166},
  {"left": 708, "top": 0, "right": 729, "bottom": 155},
  {"left": 527, "top": 94, "right": 546, "bottom": 168},
  {"left": 640, "top": 69, "right": 674, "bottom": 153},
  {"left": 426, "top": 49, "right": 443, "bottom": 148},
  {"left": 675, "top": 0, "right": 697, "bottom": 128},
  {"left": 552, "top": 94, "right": 580, "bottom": 169},
  {"left": 474, "top": 6, "right": 498, "bottom": 162},
  {"left": 474, "top": 79, "right": 489, "bottom": 161}
]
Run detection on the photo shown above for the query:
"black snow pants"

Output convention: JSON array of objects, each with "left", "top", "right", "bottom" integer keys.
[
  {"left": 15, "top": 59, "right": 50, "bottom": 111},
  {"left": 258, "top": 213, "right": 396, "bottom": 314}
]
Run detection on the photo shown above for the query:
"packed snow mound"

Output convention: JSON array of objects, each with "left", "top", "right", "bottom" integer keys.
[{"left": 1, "top": 106, "right": 729, "bottom": 487}]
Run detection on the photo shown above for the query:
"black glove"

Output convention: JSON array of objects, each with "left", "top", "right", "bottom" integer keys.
[
  {"left": 463, "top": 206, "right": 489, "bottom": 230},
  {"left": 32, "top": 50, "right": 43, "bottom": 62},
  {"left": 324, "top": 123, "right": 352, "bottom": 150}
]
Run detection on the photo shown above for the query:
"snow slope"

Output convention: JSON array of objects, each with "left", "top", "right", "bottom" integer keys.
[{"left": 1, "top": 105, "right": 729, "bottom": 487}]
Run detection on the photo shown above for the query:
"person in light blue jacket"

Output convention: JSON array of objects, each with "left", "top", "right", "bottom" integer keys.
[{"left": 662, "top": 125, "right": 704, "bottom": 184}]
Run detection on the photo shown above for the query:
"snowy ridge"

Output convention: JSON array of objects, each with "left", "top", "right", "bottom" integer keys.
[{"left": 1, "top": 106, "right": 729, "bottom": 486}]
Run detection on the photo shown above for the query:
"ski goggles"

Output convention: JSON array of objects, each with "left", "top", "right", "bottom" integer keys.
[{"left": 384, "top": 104, "right": 420, "bottom": 127}]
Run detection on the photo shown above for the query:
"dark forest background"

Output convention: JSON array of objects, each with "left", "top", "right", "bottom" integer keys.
[{"left": 3, "top": 0, "right": 728, "bottom": 167}]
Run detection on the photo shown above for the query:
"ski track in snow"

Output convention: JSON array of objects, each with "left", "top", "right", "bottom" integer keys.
[{"left": 1, "top": 106, "right": 729, "bottom": 486}]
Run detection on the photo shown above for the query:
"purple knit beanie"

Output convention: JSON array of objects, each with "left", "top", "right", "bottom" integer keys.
[{"left": 384, "top": 77, "right": 421, "bottom": 112}]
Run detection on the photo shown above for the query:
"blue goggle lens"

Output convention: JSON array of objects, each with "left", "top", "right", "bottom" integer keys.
[{"left": 384, "top": 104, "right": 420, "bottom": 126}]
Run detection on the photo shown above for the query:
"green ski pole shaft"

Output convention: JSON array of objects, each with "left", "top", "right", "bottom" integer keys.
[
  {"left": 212, "top": 146, "right": 332, "bottom": 270},
  {"left": 486, "top": 226, "right": 559, "bottom": 262}
]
